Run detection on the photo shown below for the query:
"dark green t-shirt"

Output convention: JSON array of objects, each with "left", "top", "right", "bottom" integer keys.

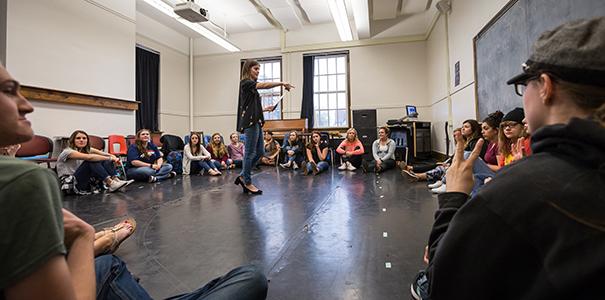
[{"left": 0, "top": 157, "right": 66, "bottom": 295}]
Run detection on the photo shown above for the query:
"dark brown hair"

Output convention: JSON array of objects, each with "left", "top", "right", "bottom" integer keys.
[
  {"left": 241, "top": 60, "right": 260, "bottom": 81},
  {"left": 189, "top": 132, "right": 202, "bottom": 156},
  {"left": 68, "top": 130, "right": 90, "bottom": 153},
  {"left": 135, "top": 129, "right": 151, "bottom": 158}
]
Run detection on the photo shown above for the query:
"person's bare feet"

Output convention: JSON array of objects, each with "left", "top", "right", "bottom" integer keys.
[{"left": 93, "top": 219, "right": 136, "bottom": 257}]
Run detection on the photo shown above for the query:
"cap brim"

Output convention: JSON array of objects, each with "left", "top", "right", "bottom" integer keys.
[{"left": 506, "top": 72, "right": 532, "bottom": 85}]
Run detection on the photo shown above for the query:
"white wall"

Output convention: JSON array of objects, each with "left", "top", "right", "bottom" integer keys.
[
  {"left": 192, "top": 40, "right": 430, "bottom": 136},
  {"left": 6, "top": 0, "right": 136, "bottom": 138},
  {"left": 426, "top": 0, "right": 510, "bottom": 154}
]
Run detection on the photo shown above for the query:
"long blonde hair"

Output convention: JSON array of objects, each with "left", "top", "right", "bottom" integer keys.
[
  {"left": 346, "top": 128, "right": 359, "bottom": 143},
  {"left": 210, "top": 133, "right": 228, "bottom": 158}
]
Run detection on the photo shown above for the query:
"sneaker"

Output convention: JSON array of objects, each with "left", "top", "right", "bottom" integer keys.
[
  {"left": 431, "top": 184, "right": 447, "bottom": 194},
  {"left": 292, "top": 161, "right": 299, "bottom": 170},
  {"left": 120, "top": 179, "right": 135, "bottom": 188},
  {"left": 108, "top": 180, "right": 128, "bottom": 192},
  {"left": 346, "top": 161, "right": 356, "bottom": 171},
  {"left": 148, "top": 176, "right": 157, "bottom": 183},
  {"left": 410, "top": 270, "right": 429, "bottom": 300},
  {"left": 279, "top": 163, "right": 289, "bottom": 169},
  {"left": 338, "top": 163, "right": 348, "bottom": 170},
  {"left": 168, "top": 171, "right": 177, "bottom": 178},
  {"left": 428, "top": 181, "right": 443, "bottom": 189}
]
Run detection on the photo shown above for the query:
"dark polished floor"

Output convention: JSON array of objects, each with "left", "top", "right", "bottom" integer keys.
[{"left": 63, "top": 166, "right": 438, "bottom": 300}]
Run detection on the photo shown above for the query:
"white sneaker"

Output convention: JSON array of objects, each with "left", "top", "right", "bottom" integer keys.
[
  {"left": 346, "top": 161, "right": 356, "bottom": 171},
  {"left": 431, "top": 184, "right": 447, "bottom": 194},
  {"left": 120, "top": 179, "right": 135, "bottom": 188},
  {"left": 292, "top": 161, "right": 299, "bottom": 170},
  {"left": 279, "top": 163, "right": 289, "bottom": 169},
  {"left": 428, "top": 181, "right": 443, "bottom": 189},
  {"left": 338, "top": 163, "right": 348, "bottom": 170},
  {"left": 108, "top": 179, "right": 128, "bottom": 192}
]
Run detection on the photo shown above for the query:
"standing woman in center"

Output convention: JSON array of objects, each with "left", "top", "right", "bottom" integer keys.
[{"left": 235, "top": 59, "right": 294, "bottom": 194}]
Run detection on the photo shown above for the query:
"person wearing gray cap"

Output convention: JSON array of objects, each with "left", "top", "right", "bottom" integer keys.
[{"left": 411, "top": 17, "right": 605, "bottom": 300}]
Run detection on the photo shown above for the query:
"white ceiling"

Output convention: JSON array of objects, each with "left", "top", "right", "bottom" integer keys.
[{"left": 136, "top": 0, "right": 437, "bottom": 41}]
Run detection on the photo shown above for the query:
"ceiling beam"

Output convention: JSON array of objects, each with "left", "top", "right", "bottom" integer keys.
[
  {"left": 248, "top": 0, "right": 285, "bottom": 31},
  {"left": 351, "top": 0, "right": 371, "bottom": 39}
]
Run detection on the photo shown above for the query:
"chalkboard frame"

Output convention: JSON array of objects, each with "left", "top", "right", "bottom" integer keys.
[{"left": 472, "top": 0, "right": 520, "bottom": 120}]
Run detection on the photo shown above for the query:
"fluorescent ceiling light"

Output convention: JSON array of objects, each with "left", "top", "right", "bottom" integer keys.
[
  {"left": 328, "top": 0, "right": 353, "bottom": 41},
  {"left": 142, "top": 0, "right": 240, "bottom": 52}
]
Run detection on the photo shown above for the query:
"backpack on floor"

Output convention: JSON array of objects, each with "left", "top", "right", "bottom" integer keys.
[
  {"left": 59, "top": 175, "right": 93, "bottom": 196},
  {"left": 166, "top": 151, "right": 183, "bottom": 175}
]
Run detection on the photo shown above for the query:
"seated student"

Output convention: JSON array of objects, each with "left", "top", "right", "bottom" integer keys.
[
  {"left": 411, "top": 17, "right": 605, "bottom": 300},
  {"left": 57, "top": 130, "right": 132, "bottom": 193},
  {"left": 259, "top": 131, "right": 280, "bottom": 166},
  {"left": 207, "top": 133, "right": 235, "bottom": 170},
  {"left": 402, "top": 128, "right": 462, "bottom": 183},
  {"left": 497, "top": 107, "right": 531, "bottom": 167},
  {"left": 227, "top": 132, "right": 245, "bottom": 168},
  {"left": 0, "top": 64, "right": 268, "bottom": 300},
  {"left": 126, "top": 129, "right": 175, "bottom": 182},
  {"left": 303, "top": 131, "right": 330, "bottom": 176},
  {"left": 280, "top": 131, "right": 304, "bottom": 170},
  {"left": 362, "top": 126, "right": 396, "bottom": 173},
  {"left": 336, "top": 128, "right": 365, "bottom": 171},
  {"left": 183, "top": 132, "right": 221, "bottom": 176}
]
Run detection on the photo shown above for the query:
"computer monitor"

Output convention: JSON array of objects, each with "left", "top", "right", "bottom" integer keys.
[{"left": 406, "top": 105, "right": 418, "bottom": 118}]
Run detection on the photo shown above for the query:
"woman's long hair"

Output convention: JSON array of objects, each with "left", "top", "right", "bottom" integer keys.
[
  {"left": 483, "top": 111, "right": 504, "bottom": 130},
  {"left": 346, "top": 128, "right": 359, "bottom": 143},
  {"left": 190, "top": 132, "right": 202, "bottom": 156},
  {"left": 210, "top": 133, "right": 228, "bottom": 158},
  {"left": 241, "top": 60, "right": 260, "bottom": 81},
  {"left": 135, "top": 129, "right": 151, "bottom": 158},
  {"left": 462, "top": 120, "right": 482, "bottom": 149},
  {"left": 68, "top": 130, "right": 90, "bottom": 153},
  {"left": 307, "top": 131, "right": 321, "bottom": 150}
]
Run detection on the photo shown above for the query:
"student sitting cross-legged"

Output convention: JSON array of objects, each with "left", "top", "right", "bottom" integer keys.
[
  {"left": 183, "top": 132, "right": 221, "bottom": 176},
  {"left": 303, "top": 131, "right": 330, "bottom": 175},
  {"left": 280, "top": 131, "right": 305, "bottom": 170},
  {"left": 227, "top": 132, "right": 245, "bottom": 168},
  {"left": 126, "top": 129, "right": 175, "bottom": 182},
  {"left": 362, "top": 126, "right": 396, "bottom": 173},
  {"left": 207, "top": 133, "right": 235, "bottom": 170},
  {"left": 336, "top": 128, "right": 365, "bottom": 171},
  {"left": 57, "top": 130, "right": 133, "bottom": 194}
]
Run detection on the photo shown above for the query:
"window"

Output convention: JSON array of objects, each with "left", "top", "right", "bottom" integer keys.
[
  {"left": 257, "top": 58, "right": 282, "bottom": 120},
  {"left": 313, "top": 53, "right": 349, "bottom": 128}
]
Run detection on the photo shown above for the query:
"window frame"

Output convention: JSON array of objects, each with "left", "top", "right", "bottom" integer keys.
[{"left": 309, "top": 51, "right": 350, "bottom": 130}]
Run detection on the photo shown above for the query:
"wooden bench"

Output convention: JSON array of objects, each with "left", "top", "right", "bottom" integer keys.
[{"left": 263, "top": 119, "right": 308, "bottom": 138}]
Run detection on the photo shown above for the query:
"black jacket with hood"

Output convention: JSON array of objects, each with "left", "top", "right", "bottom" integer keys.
[{"left": 425, "top": 117, "right": 605, "bottom": 299}]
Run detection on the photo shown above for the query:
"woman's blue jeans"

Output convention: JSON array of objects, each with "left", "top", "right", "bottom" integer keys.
[
  {"left": 127, "top": 164, "right": 173, "bottom": 182},
  {"left": 240, "top": 123, "right": 264, "bottom": 185},
  {"left": 74, "top": 160, "right": 116, "bottom": 191},
  {"left": 95, "top": 255, "right": 267, "bottom": 300},
  {"left": 305, "top": 161, "right": 329, "bottom": 174}
]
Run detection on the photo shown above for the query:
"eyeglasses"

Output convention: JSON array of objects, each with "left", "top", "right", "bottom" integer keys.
[
  {"left": 501, "top": 121, "right": 519, "bottom": 129},
  {"left": 513, "top": 75, "right": 539, "bottom": 96}
]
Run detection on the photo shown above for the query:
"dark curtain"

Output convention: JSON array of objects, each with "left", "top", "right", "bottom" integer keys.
[
  {"left": 300, "top": 55, "right": 314, "bottom": 129},
  {"left": 136, "top": 47, "right": 159, "bottom": 132}
]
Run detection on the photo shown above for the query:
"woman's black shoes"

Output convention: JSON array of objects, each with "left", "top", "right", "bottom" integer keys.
[
  {"left": 242, "top": 185, "right": 263, "bottom": 195},
  {"left": 234, "top": 176, "right": 243, "bottom": 186}
]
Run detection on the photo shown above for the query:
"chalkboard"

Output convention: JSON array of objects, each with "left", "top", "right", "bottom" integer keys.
[{"left": 474, "top": 0, "right": 605, "bottom": 120}]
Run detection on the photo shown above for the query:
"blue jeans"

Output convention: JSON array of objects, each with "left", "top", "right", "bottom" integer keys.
[
  {"left": 464, "top": 151, "right": 496, "bottom": 196},
  {"left": 95, "top": 255, "right": 267, "bottom": 300},
  {"left": 191, "top": 160, "right": 217, "bottom": 174},
  {"left": 305, "top": 161, "right": 329, "bottom": 174},
  {"left": 127, "top": 164, "right": 173, "bottom": 182},
  {"left": 240, "top": 123, "right": 264, "bottom": 185},
  {"left": 74, "top": 160, "right": 116, "bottom": 191}
]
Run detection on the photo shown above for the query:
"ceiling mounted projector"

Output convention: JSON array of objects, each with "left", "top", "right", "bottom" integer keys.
[{"left": 174, "top": 1, "right": 209, "bottom": 22}]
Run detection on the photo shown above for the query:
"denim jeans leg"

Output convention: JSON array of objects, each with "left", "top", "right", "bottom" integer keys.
[
  {"left": 126, "top": 166, "right": 156, "bottom": 182},
  {"left": 102, "top": 160, "right": 117, "bottom": 177},
  {"left": 164, "top": 265, "right": 267, "bottom": 300},
  {"left": 154, "top": 164, "right": 173, "bottom": 181},
  {"left": 95, "top": 255, "right": 153, "bottom": 300},
  {"left": 317, "top": 161, "right": 329, "bottom": 173},
  {"left": 240, "top": 123, "right": 261, "bottom": 185}
]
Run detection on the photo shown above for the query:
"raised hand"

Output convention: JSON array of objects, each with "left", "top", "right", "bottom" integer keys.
[{"left": 445, "top": 134, "right": 484, "bottom": 195}]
